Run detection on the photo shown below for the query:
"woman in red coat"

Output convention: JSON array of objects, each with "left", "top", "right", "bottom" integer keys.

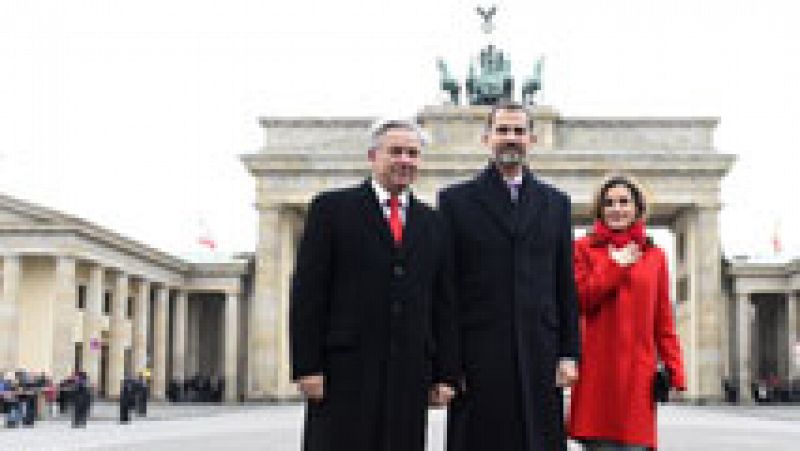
[{"left": 568, "top": 175, "right": 686, "bottom": 450}]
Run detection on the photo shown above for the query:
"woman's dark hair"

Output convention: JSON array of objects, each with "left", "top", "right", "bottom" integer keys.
[{"left": 592, "top": 175, "right": 647, "bottom": 221}]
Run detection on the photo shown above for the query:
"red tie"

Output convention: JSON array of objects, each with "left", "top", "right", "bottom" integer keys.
[{"left": 389, "top": 194, "right": 403, "bottom": 245}]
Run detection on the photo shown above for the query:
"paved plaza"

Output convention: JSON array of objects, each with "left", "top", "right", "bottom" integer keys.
[{"left": 1, "top": 402, "right": 799, "bottom": 450}]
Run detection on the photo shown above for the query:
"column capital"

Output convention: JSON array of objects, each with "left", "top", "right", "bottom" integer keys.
[
  {"left": 695, "top": 202, "right": 723, "bottom": 211},
  {"left": 55, "top": 254, "right": 77, "bottom": 263},
  {"left": 256, "top": 203, "right": 283, "bottom": 214},
  {"left": 136, "top": 278, "right": 152, "bottom": 288},
  {"left": 108, "top": 267, "right": 129, "bottom": 277}
]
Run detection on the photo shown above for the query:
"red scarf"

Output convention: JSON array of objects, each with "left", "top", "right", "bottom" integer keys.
[{"left": 591, "top": 219, "right": 647, "bottom": 249}]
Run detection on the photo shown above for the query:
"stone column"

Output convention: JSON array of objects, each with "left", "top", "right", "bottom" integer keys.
[
  {"left": 673, "top": 210, "right": 697, "bottom": 399},
  {"left": 249, "top": 205, "right": 300, "bottom": 399},
  {"left": 83, "top": 264, "right": 104, "bottom": 393},
  {"left": 751, "top": 302, "right": 760, "bottom": 384},
  {"left": 736, "top": 291, "right": 752, "bottom": 401},
  {"left": 53, "top": 256, "right": 77, "bottom": 382},
  {"left": 107, "top": 272, "right": 128, "bottom": 398},
  {"left": 788, "top": 291, "right": 798, "bottom": 380},
  {"left": 249, "top": 206, "right": 280, "bottom": 399},
  {"left": 152, "top": 285, "right": 168, "bottom": 399},
  {"left": 172, "top": 290, "right": 188, "bottom": 381},
  {"left": 686, "top": 205, "right": 724, "bottom": 400},
  {"left": 225, "top": 291, "right": 239, "bottom": 402},
  {"left": 277, "top": 208, "right": 298, "bottom": 394},
  {"left": 0, "top": 255, "right": 21, "bottom": 371},
  {"left": 187, "top": 295, "right": 200, "bottom": 377},
  {"left": 133, "top": 280, "right": 150, "bottom": 375}
]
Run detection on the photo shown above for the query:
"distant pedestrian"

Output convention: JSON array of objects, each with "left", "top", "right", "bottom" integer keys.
[
  {"left": 135, "top": 372, "right": 149, "bottom": 417},
  {"left": 2, "top": 373, "right": 21, "bottom": 429},
  {"left": 119, "top": 378, "right": 135, "bottom": 424},
  {"left": 72, "top": 372, "right": 90, "bottom": 428}
]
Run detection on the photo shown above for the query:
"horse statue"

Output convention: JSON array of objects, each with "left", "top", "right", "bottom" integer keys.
[
  {"left": 521, "top": 56, "right": 544, "bottom": 106},
  {"left": 436, "top": 57, "right": 461, "bottom": 105}
]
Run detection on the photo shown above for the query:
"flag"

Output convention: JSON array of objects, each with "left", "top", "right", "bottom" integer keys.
[
  {"left": 198, "top": 235, "right": 217, "bottom": 250},
  {"left": 771, "top": 219, "right": 782, "bottom": 255},
  {"left": 197, "top": 217, "right": 217, "bottom": 251}
]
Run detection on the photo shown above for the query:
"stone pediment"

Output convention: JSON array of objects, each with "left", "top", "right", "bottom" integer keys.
[
  {"left": 0, "top": 193, "right": 69, "bottom": 226},
  {"left": 0, "top": 193, "right": 187, "bottom": 273}
]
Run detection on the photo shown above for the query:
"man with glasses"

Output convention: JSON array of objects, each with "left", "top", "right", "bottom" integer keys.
[
  {"left": 439, "top": 101, "right": 580, "bottom": 451},
  {"left": 290, "top": 118, "right": 459, "bottom": 451}
]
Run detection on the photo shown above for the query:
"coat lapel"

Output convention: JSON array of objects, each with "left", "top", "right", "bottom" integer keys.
[
  {"left": 471, "top": 165, "right": 516, "bottom": 239},
  {"left": 396, "top": 194, "right": 424, "bottom": 260},
  {"left": 358, "top": 180, "right": 395, "bottom": 250},
  {"left": 515, "top": 169, "right": 549, "bottom": 240}
]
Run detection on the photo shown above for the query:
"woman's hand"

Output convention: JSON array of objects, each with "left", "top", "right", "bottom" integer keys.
[{"left": 609, "top": 243, "right": 641, "bottom": 267}]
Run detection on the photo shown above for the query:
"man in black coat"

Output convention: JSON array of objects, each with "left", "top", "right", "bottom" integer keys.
[
  {"left": 290, "top": 118, "right": 459, "bottom": 451},
  {"left": 439, "top": 101, "right": 580, "bottom": 451},
  {"left": 120, "top": 378, "right": 136, "bottom": 424},
  {"left": 71, "top": 372, "right": 90, "bottom": 428}
]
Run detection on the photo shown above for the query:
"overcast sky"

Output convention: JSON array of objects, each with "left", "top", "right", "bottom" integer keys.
[{"left": 1, "top": 0, "right": 798, "bottom": 260}]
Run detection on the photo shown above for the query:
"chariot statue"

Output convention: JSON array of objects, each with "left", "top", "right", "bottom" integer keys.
[{"left": 435, "top": 5, "right": 544, "bottom": 107}]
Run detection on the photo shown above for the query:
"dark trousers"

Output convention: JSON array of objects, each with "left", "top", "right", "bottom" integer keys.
[
  {"left": 21, "top": 395, "right": 36, "bottom": 426},
  {"left": 72, "top": 392, "right": 89, "bottom": 428},
  {"left": 120, "top": 392, "right": 133, "bottom": 423},
  {"left": 583, "top": 440, "right": 649, "bottom": 451},
  {"left": 5, "top": 401, "right": 20, "bottom": 428},
  {"left": 136, "top": 390, "right": 147, "bottom": 416}
]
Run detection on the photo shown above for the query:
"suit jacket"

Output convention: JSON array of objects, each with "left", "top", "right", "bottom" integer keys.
[
  {"left": 439, "top": 165, "right": 580, "bottom": 451},
  {"left": 290, "top": 180, "right": 458, "bottom": 451}
]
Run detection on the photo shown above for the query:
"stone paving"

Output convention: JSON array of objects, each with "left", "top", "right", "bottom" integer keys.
[{"left": 1, "top": 402, "right": 798, "bottom": 450}]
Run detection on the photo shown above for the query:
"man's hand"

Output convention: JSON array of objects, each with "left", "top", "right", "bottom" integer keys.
[
  {"left": 297, "top": 374, "right": 324, "bottom": 401},
  {"left": 555, "top": 359, "right": 578, "bottom": 387},
  {"left": 428, "top": 383, "right": 456, "bottom": 408}
]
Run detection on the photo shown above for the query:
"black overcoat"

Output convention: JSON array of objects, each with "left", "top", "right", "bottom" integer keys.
[
  {"left": 439, "top": 165, "right": 580, "bottom": 451},
  {"left": 290, "top": 180, "right": 459, "bottom": 451}
]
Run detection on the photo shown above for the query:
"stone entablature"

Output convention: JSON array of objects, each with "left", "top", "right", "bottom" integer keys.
[
  {"left": 249, "top": 106, "right": 733, "bottom": 221},
  {"left": 730, "top": 258, "right": 800, "bottom": 294},
  {"left": 555, "top": 118, "right": 717, "bottom": 152},
  {"left": 242, "top": 150, "right": 733, "bottom": 226},
  {"left": 257, "top": 106, "right": 719, "bottom": 155},
  {"left": 259, "top": 117, "right": 373, "bottom": 154}
]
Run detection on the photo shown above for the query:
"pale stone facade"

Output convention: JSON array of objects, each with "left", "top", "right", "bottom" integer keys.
[
  {"left": 726, "top": 258, "right": 800, "bottom": 400},
  {"left": 0, "top": 194, "right": 249, "bottom": 401}
]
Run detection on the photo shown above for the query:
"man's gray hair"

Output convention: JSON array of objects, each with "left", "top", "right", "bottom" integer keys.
[{"left": 368, "top": 117, "right": 429, "bottom": 151}]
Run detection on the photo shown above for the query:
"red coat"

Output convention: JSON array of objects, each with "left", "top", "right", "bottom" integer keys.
[{"left": 567, "top": 236, "right": 686, "bottom": 449}]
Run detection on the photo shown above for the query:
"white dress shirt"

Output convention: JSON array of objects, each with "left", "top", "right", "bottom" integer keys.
[
  {"left": 504, "top": 174, "right": 523, "bottom": 203},
  {"left": 370, "top": 179, "right": 409, "bottom": 224}
]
